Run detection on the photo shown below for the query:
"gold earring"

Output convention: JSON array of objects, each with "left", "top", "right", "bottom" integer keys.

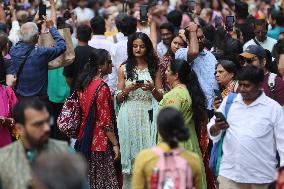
[{"left": 99, "top": 69, "right": 102, "bottom": 78}]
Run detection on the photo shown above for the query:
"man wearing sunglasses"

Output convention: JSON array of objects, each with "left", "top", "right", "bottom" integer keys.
[
  {"left": 239, "top": 45, "right": 284, "bottom": 106},
  {"left": 243, "top": 19, "right": 277, "bottom": 53}
]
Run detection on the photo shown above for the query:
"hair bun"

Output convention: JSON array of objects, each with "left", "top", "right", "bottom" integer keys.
[{"left": 175, "top": 127, "right": 189, "bottom": 142}]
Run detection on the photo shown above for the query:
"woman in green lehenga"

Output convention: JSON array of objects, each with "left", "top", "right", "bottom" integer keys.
[{"left": 159, "top": 59, "right": 209, "bottom": 189}]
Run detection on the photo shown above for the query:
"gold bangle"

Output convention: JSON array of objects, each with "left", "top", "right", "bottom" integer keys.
[{"left": 151, "top": 87, "right": 156, "bottom": 93}]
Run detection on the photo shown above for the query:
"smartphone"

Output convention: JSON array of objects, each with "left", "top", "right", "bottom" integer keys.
[
  {"left": 136, "top": 80, "right": 144, "bottom": 84},
  {"left": 3, "top": 0, "right": 9, "bottom": 7},
  {"left": 225, "top": 15, "right": 235, "bottom": 32},
  {"left": 63, "top": 9, "right": 72, "bottom": 20},
  {"left": 187, "top": 0, "right": 195, "bottom": 13},
  {"left": 39, "top": 0, "right": 46, "bottom": 21},
  {"left": 214, "top": 89, "right": 223, "bottom": 100},
  {"left": 215, "top": 16, "right": 223, "bottom": 27},
  {"left": 213, "top": 111, "right": 227, "bottom": 122},
  {"left": 140, "top": 5, "right": 148, "bottom": 23}
]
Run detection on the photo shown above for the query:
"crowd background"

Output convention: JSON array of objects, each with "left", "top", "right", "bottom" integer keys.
[{"left": 0, "top": 0, "right": 284, "bottom": 189}]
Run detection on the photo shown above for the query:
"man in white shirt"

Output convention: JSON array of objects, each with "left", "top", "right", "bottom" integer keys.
[
  {"left": 88, "top": 16, "right": 113, "bottom": 90},
  {"left": 107, "top": 13, "right": 129, "bottom": 44},
  {"left": 243, "top": 19, "right": 277, "bottom": 52},
  {"left": 108, "top": 16, "right": 137, "bottom": 93},
  {"left": 74, "top": 0, "right": 94, "bottom": 23},
  {"left": 88, "top": 16, "right": 113, "bottom": 52},
  {"left": 207, "top": 65, "right": 284, "bottom": 189}
]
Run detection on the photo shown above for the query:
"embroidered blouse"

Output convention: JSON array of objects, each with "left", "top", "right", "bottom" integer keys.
[{"left": 77, "top": 79, "right": 114, "bottom": 152}]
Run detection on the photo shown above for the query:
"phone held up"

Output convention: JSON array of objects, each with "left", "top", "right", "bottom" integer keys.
[
  {"left": 225, "top": 15, "right": 235, "bottom": 32},
  {"left": 140, "top": 5, "right": 148, "bottom": 23},
  {"left": 214, "top": 89, "right": 223, "bottom": 101},
  {"left": 186, "top": 0, "right": 195, "bottom": 13},
  {"left": 39, "top": 0, "right": 47, "bottom": 21}
]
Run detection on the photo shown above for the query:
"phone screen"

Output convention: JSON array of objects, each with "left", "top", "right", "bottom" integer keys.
[
  {"left": 140, "top": 5, "right": 148, "bottom": 23},
  {"left": 213, "top": 112, "right": 227, "bottom": 122},
  {"left": 136, "top": 80, "right": 144, "bottom": 84},
  {"left": 214, "top": 89, "right": 223, "bottom": 100},
  {"left": 39, "top": 1, "right": 46, "bottom": 21},
  {"left": 187, "top": 0, "right": 195, "bottom": 13},
  {"left": 225, "top": 16, "right": 235, "bottom": 32}
]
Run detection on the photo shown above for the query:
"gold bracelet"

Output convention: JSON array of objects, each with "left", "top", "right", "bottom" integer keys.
[{"left": 151, "top": 87, "right": 156, "bottom": 93}]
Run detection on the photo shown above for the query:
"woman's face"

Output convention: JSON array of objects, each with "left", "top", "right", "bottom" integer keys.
[
  {"left": 132, "top": 39, "right": 146, "bottom": 58},
  {"left": 171, "top": 36, "right": 186, "bottom": 54},
  {"left": 105, "top": 15, "right": 114, "bottom": 28},
  {"left": 165, "top": 65, "right": 177, "bottom": 85},
  {"left": 212, "top": 0, "right": 220, "bottom": 10},
  {"left": 100, "top": 56, "right": 113, "bottom": 76},
  {"left": 215, "top": 64, "right": 234, "bottom": 86}
]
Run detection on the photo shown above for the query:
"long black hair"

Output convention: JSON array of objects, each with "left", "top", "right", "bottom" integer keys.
[
  {"left": 125, "top": 32, "right": 159, "bottom": 81},
  {"left": 0, "top": 49, "right": 5, "bottom": 85},
  {"left": 170, "top": 59, "right": 207, "bottom": 126},
  {"left": 158, "top": 107, "right": 189, "bottom": 148},
  {"left": 74, "top": 49, "right": 109, "bottom": 91}
]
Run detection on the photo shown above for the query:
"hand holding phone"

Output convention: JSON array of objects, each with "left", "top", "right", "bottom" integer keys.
[
  {"left": 39, "top": 0, "right": 46, "bottom": 21},
  {"left": 136, "top": 80, "right": 144, "bottom": 84},
  {"left": 140, "top": 5, "right": 148, "bottom": 23},
  {"left": 225, "top": 15, "right": 235, "bottom": 32},
  {"left": 214, "top": 89, "right": 223, "bottom": 100},
  {"left": 213, "top": 111, "right": 229, "bottom": 132}
]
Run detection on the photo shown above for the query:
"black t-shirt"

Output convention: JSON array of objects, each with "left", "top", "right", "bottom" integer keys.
[{"left": 63, "top": 45, "right": 94, "bottom": 91}]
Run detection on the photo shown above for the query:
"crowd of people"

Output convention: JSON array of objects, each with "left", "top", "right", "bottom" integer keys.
[{"left": 0, "top": 0, "right": 284, "bottom": 189}]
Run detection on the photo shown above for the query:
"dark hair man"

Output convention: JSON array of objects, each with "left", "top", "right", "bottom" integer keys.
[
  {"left": 157, "top": 22, "right": 175, "bottom": 57},
  {"left": 0, "top": 99, "right": 70, "bottom": 189},
  {"left": 108, "top": 15, "right": 137, "bottom": 93},
  {"left": 267, "top": 11, "right": 284, "bottom": 40},
  {"left": 32, "top": 153, "right": 87, "bottom": 189},
  {"left": 64, "top": 24, "right": 95, "bottom": 91},
  {"left": 235, "top": 1, "right": 255, "bottom": 43},
  {"left": 243, "top": 19, "right": 277, "bottom": 53},
  {"left": 208, "top": 65, "right": 284, "bottom": 189}
]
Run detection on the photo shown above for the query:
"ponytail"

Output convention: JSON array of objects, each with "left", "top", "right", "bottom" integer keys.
[{"left": 158, "top": 107, "right": 190, "bottom": 149}]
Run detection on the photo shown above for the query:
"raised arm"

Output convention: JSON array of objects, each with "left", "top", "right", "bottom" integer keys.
[
  {"left": 185, "top": 22, "right": 199, "bottom": 62},
  {"left": 43, "top": 20, "right": 66, "bottom": 62},
  {"left": 50, "top": 0, "right": 57, "bottom": 25}
]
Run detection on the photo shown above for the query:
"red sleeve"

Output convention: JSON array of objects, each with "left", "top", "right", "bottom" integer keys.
[{"left": 95, "top": 84, "right": 113, "bottom": 130}]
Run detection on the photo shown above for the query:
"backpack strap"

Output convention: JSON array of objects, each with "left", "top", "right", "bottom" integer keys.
[
  {"left": 224, "top": 92, "right": 237, "bottom": 118},
  {"left": 268, "top": 72, "right": 277, "bottom": 100},
  {"left": 14, "top": 47, "right": 34, "bottom": 91},
  {"left": 253, "top": 38, "right": 262, "bottom": 47}
]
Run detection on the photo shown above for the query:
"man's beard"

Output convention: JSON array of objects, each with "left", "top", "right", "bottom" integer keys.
[{"left": 25, "top": 132, "right": 49, "bottom": 149}]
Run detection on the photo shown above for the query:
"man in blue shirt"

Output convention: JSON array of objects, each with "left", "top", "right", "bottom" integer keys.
[
  {"left": 175, "top": 22, "right": 218, "bottom": 113},
  {"left": 267, "top": 11, "right": 284, "bottom": 40},
  {"left": 9, "top": 20, "right": 66, "bottom": 98}
]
